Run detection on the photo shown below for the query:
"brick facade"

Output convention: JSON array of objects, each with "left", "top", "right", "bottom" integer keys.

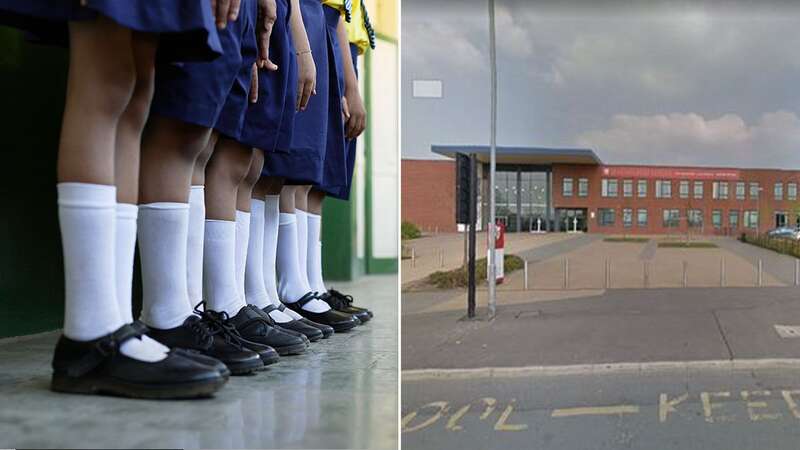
[{"left": 401, "top": 159, "right": 457, "bottom": 232}]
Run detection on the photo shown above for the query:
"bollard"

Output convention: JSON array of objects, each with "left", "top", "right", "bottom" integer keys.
[
  {"left": 758, "top": 259, "right": 763, "bottom": 287},
  {"left": 795, "top": 259, "right": 800, "bottom": 287},
  {"left": 682, "top": 261, "right": 688, "bottom": 287},
  {"left": 564, "top": 258, "right": 569, "bottom": 289},
  {"left": 411, "top": 247, "right": 416, "bottom": 268},
  {"left": 643, "top": 261, "right": 649, "bottom": 288},
  {"left": 604, "top": 258, "right": 610, "bottom": 289},
  {"left": 439, "top": 249, "right": 444, "bottom": 268},
  {"left": 720, "top": 257, "right": 726, "bottom": 287},
  {"left": 524, "top": 260, "right": 529, "bottom": 290}
]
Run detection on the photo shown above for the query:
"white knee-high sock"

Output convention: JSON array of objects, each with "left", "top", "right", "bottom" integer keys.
[
  {"left": 138, "top": 203, "right": 194, "bottom": 329},
  {"left": 187, "top": 186, "right": 206, "bottom": 305},
  {"left": 306, "top": 213, "right": 326, "bottom": 293},
  {"left": 234, "top": 210, "right": 251, "bottom": 297},
  {"left": 204, "top": 219, "right": 246, "bottom": 315},
  {"left": 277, "top": 213, "right": 329, "bottom": 313},
  {"left": 59, "top": 183, "right": 165, "bottom": 362},
  {"left": 59, "top": 183, "right": 124, "bottom": 340},
  {"left": 115, "top": 203, "right": 138, "bottom": 324},
  {"left": 263, "top": 197, "right": 297, "bottom": 322},
  {"left": 295, "top": 209, "right": 310, "bottom": 288},
  {"left": 244, "top": 200, "right": 270, "bottom": 308}
]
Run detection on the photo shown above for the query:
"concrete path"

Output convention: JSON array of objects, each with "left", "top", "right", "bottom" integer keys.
[
  {"left": 402, "top": 287, "right": 800, "bottom": 370},
  {"left": 0, "top": 275, "right": 398, "bottom": 449},
  {"left": 716, "top": 238, "right": 799, "bottom": 286}
]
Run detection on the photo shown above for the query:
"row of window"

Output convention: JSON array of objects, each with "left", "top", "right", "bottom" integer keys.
[
  {"left": 596, "top": 208, "right": 760, "bottom": 229},
  {"left": 562, "top": 178, "right": 798, "bottom": 201}
]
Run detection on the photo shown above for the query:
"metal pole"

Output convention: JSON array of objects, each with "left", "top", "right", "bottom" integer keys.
[
  {"left": 720, "top": 257, "right": 726, "bottom": 287},
  {"left": 563, "top": 258, "right": 569, "bottom": 289},
  {"left": 795, "top": 259, "right": 799, "bottom": 287},
  {"left": 467, "top": 154, "right": 477, "bottom": 318},
  {"left": 439, "top": 249, "right": 444, "bottom": 268},
  {"left": 487, "top": 0, "right": 498, "bottom": 319},
  {"left": 411, "top": 247, "right": 416, "bottom": 268},
  {"left": 643, "top": 261, "right": 648, "bottom": 288},
  {"left": 524, "top": 260, "right": 529, "bottom": 290},
  {"left": 604, "top": 258, "right": 610, "bottom": 289},
  {"left": 758, "top": 259, "right": 763, "bottom": 287},
  {"left": 682, "top": 261, "right": 688, "bottom": 287}
]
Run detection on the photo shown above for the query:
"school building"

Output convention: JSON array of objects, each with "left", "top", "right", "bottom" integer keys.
[{"left": 402, "top": 145, "right": 800, "bottom": 236}]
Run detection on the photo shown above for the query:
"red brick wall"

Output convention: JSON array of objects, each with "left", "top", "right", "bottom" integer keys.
[{"left": 402, "top": 159, "right": 457, "bottom": 232}]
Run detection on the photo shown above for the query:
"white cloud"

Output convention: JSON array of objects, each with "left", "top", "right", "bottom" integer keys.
[{"left": 575, "top": 111, "right": 800, "bottom": 168}]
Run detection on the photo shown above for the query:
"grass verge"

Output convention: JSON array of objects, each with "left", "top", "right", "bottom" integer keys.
[
  {"left": 604, "top": 237, "right": 650, "bottom": 243},
  {"left": 658, "top": 241, "right": 718, "bottom": 248}
]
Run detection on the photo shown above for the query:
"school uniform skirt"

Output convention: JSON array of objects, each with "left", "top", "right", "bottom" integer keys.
[
  {"left": 262, "top": 0, "right": 334, "bottom": 185},
  {"left": 327, "top": 42, "right": 360, "bottom": 200},
  {"left": 241, "top": 0, "right": 297, "bottom": 155},
  {"left": 0, "top": 0, "right": 222, "bottom": 62}
]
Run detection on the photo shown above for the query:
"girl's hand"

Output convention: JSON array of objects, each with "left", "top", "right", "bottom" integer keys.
[
  {"left": 249, "top": 63, "right": 259, "bottom": 103},
  {"left": 256, "top": 0, "right": 278, "bottom": 70},
  {"left": 341, "top": 96, "right": 350, "bottom": 124},
  {"left": 211, "top": 0, "right": 242, "bottom": 29},
  {"left": 296, "top": 52, "right": 316, "bottom": 111},
  {"left": 343, "top": 87, "right": 366, "bottom": 139}
]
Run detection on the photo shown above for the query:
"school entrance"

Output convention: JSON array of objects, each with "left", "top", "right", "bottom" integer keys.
[{"left": 556, "top": 208, "right": 588, "bottom": 232}]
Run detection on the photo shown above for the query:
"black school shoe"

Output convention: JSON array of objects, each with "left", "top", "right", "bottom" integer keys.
[
  {"left": 274, "top": 303, "right": 334, "bottom": 338},
  {"left": 51, "top": 324, "right": 226, "bottom": 399},
  {"left": 199, "top": 308, "right": 281, "bottom": 366},
  {"left": 321, "top": 289, "right": 373, "bottom": 323},
  {"left": 145, "top": 315, "right": 263, "bottom": 376},
  {"left": 227, "top": 305, "right": 308, "bottom": 356},
  {"left": 262, "top": 304, "right": 324, "bottom": 342},
  {"left": 285, "top": 293, "right": 359, "bottom": 333}
]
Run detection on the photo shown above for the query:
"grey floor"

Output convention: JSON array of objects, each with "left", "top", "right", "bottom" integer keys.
[{"left": 0, "top": 275, "right": 398, "bottom": 449}]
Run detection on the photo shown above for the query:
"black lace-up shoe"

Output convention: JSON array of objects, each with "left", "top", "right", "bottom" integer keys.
[
  {"left": 51, "top": 324, "right": 226, "bottom": 399},
  {"left": 198, "top": 307, "right": 280, "bottom": 366},
  {"left": 129, "top": 321, "right": 231, "bottom": 378},
  {"left": 262, "top": 304, "right": 324, "bottom": 342},
  {"left": 285, "top": 293, "right": 359, "bottom": 332},
  {"left": 321, "top": 289, "right": 372, "bottom": 323},
  {"left": 275, "top": 303, "right": 334, "bottom": 338},
  {"left": 145, "top": 315, "right": 263, "bottom": 376},
  {"left": 227, "top": 305, "right": 308, "bottom": 356}
]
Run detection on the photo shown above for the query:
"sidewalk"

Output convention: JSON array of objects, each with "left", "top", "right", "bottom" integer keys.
[{"left": 402, "top": 286, "right": 800, "bottom": 370}]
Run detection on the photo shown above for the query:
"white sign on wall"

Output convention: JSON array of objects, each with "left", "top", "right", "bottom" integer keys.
[{"left": 412, "top": 79, "right": 443, "bottom": 98}]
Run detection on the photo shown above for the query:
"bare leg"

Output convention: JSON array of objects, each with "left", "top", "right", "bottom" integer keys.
[
  {"left": 205, "top": 138, "right": 255, "bottom": 220},
  {"left": 280, "top": 185, "right": 297, "bottom": 212},
  {"left": 307, "top": 188, "right": 325, "bottom": 215},
  {"left": 254, "top": 176, "right": 285, "bottom": 199},
  {"left": 294, "top": 185, "right": 312, "bottom": 211},
  {"left": 192, "top": 133, "right": 219, "bottom": 187},
  {"left": 237, "top": 149, "right": 265, "bottom": 212}
]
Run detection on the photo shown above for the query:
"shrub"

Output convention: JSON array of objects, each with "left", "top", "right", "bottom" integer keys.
[
  {"left": 401, "top": 221, "right": 421, "bottom": 240},
  {"left": 743, "top": 234, "right": 800, "bottom": 258},
  {"left": 426, "top": 254, "right": 524, "bottom": 289}
]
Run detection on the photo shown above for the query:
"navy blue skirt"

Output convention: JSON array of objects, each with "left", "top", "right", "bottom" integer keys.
[
  {"left": 150, "top": 0, "right": 257, "bottom": 138},
  {"left": 241, "top": 0, "right": 296, "bottom": 155},
  {"left": 327, "top": 42, "right": 359, "bottom": 200},
  {"left": 262, "top": 0, "right": 328, "bottom": 185},
  {"left": 0, "top": 0, "right": 222, "bottom": 62}
]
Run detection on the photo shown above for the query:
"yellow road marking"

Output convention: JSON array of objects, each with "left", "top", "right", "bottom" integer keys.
[
  {"left": 494, "top": 400, "right": 528, "bottom": 431},
  {"left": 742, "top": 391, "right": 781, "bottom": 421},
  {"left": 551, "top": 405, "right": 640, "bottom": 418},
  {"left": 659, "top": 393, "right": 688, "bottom": 423}
]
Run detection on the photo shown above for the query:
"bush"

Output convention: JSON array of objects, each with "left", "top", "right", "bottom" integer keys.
[
  {"left": 401, "top": 221, "right": 421, "bottom": 240},
  {"left": 743, "top": 233, "right": 800, "bottom": 258},
  {"left": 426, "top": 254, "right": 524, "bottom": 289}
]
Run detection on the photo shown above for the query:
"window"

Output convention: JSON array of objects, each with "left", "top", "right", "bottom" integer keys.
[
  {"left": 663, "top": 209, "right": 680, "bottom": 227},
  {"left": 655, "top": 180, "right": 672, "bottom": 198},
  {"left": 623, "top": 208, "right": 633, "bottom": 227},
  {"left": 623, "top": 179, "right": 633, "bottom": 197},
  {"left": 712, "top": 210, "right": 722, "bottom": 229},
  {"left": 637, "top": 180, "right": 647, "bottom": 198},
  {"left": 578, "top": 178, "right": 589, "bottom": 197},
  {"left": 688, "top": 209, "right": 703, "bottom": 228},
  {"left": 562, "top": 177, "right": 574, "bottom": 197},
  {"left": 789, "top": 183, "right": 798, "bottom": 201},
  {"left": 775, "top": 182, "right": 784, "bottom": 201},
  {"left": 750, "top": 182, "right": 760, "bottom": 199},
  {"left": 598, "top": 208, "right": 615, "bottom": 226},
  {"left": 744, "top": 210, "right": 759, "bottom": 229},
  {"left": 679, "top": 180, "right": 689, "bottom": 199},
  {"left": 601, "top": 179, "right": 618, "bottom": 197},
  {"left": 637, "top": 209, "right": 648, "bottom": 227},
  {"left": 736, "top": 182, "right": 746, "bottom": 200},
  {"left": 729, "top": 210, "right": 739, "bottom": 229},
  {"left": 712, "top": 181, "right": 728, "bottom": 200},
  {"left": 694, "top": 181, "right": 704, "bottom": 199}
]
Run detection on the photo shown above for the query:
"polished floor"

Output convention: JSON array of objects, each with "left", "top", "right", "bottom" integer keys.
[{"left": 0, "top": 275, "right": 398, "bottom": 449}]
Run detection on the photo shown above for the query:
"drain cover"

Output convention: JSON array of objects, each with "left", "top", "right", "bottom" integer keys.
[{"left": 774, "top": 325, "right": 800, "bottom": 338}]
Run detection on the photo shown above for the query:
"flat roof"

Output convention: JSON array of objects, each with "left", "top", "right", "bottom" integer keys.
[{"left": 431, "top": 145, "right": 603, "bottom": 165}]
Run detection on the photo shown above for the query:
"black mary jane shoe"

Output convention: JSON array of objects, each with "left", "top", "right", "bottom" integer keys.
[
  {"left": 142, "top": 312, "right": 263, "bottom": 376},
  {"left": 275, "top": 303, "right": 334, "bottom": 338},
  {"left": 227, "top": 305, "right": 308, "bottom": 356},
  {"left": 321, "top": 289, "right": 373, "bottom": 323},
  {"left": 51, "top": 324, "right": 226, "bottom": 399},
  {"left": 285, "top": 293, "right": 359, "bottom": 333},
  {"left": 262, "top": 304, "right": 324, "bottom": 342}
]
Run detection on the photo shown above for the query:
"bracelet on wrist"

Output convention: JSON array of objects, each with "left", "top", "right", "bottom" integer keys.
[{"left": 296, "top": 49, "right": 312, "bottom": 56}]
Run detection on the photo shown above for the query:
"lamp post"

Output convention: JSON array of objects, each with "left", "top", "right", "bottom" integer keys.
[{"left": 487, "top": 0, "right": 498, "bottom": 319}]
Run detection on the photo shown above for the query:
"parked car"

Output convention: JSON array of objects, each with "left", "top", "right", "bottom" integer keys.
[{"left": 767, "top": 227, "right": 800, "bottom": 239}]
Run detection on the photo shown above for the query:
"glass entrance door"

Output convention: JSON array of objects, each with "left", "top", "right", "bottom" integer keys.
[
  {"left": 556, "top": 209, "right": 588, "bottom": 232},
  {"left": 490, "top": 167, "right": 551, "bottom": 232}
]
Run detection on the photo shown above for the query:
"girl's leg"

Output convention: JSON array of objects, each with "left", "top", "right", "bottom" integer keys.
[
  {"left": 137, "top": 115, "right": 213, "bottom": 329},
  {"left": 203, "top": 138, "right": 254, "bottom": 315},
  {"left": 242, "top": 153, "right": 274, "bottom": 309},
  {"left": 58, "top": 17, "right": 135, "bottom": 343},
  {"left": 293, "top": 185, "right": 312, "bottom": 291},
  {"left": 306, "top": 188, "right": 327, "bottom": 293},
  {"left": 186, "top": 135, "right": 218, "bottom": 306},
  {"left": 114, "top": 32, "right": 157, "bottom": 325}
]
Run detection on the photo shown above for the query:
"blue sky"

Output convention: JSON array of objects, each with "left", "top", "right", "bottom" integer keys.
[{"left": 402, "top": 0, "right": 800, "bottom": 168}]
